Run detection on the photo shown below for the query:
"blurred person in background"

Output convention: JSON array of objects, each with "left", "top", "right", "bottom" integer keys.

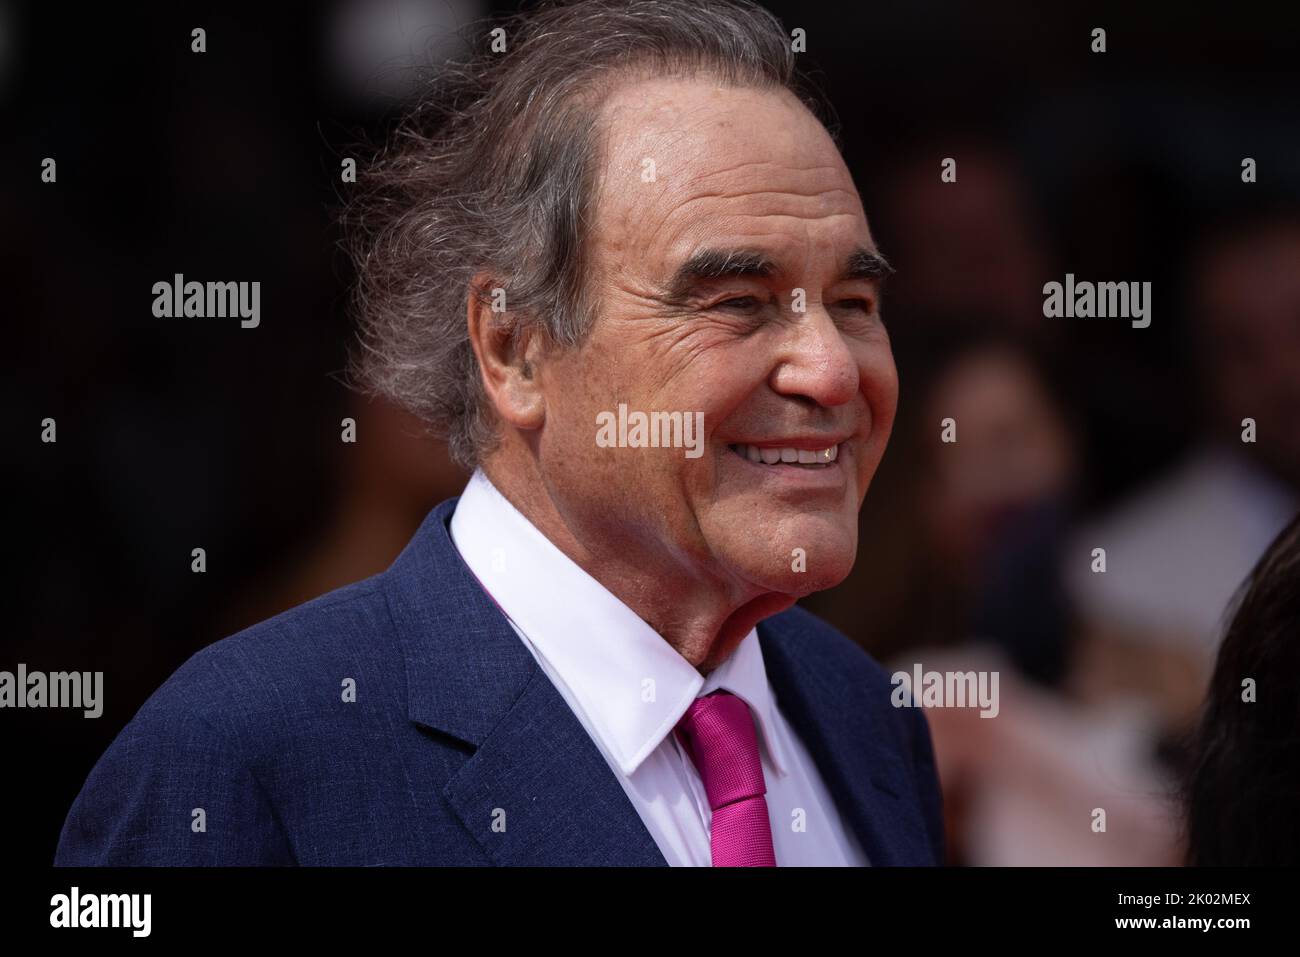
[
  {"left": 898, "top": 208, "right": 1300, "bottom": 865},
  {"left": 868, "top": 141, "right": 1056, "bottom": 341},
  {"left": 1064, "top": 207, "right": 1300, "bottom": 737}
]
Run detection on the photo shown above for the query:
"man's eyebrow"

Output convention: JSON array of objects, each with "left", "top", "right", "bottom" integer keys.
[
  {"left": 662, "top": 245, "right": 894, "bottom": 304},
  {"left": 844, "top": 247, "right": 895, "bottom": 281},
  {"left": 663, "top": 248, "right": 777, "bottom": 304}
]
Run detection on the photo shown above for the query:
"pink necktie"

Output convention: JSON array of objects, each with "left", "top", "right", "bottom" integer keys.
[{"left": 674, "top": 690, "right": 777, "bottom": 867}]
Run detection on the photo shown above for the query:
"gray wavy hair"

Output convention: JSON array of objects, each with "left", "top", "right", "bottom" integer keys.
[{"left": 343, "top": 0, "right": 839, "bottom": 470}]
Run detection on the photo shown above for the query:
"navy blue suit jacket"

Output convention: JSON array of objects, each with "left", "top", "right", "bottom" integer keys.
[{"left": 55, "top": 497, "right": 945, "bottom": 866}]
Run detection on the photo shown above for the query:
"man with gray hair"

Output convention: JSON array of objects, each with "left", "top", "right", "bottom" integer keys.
[{"left": 56, "top": 0, "right": 943, "bottom": 866}]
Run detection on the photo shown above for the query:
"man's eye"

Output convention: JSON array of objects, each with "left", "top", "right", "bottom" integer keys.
[
  {"left": 835, "top": 299, "right": 874, "bottom": 312},
  {"left": 715, "top": 296, "right": 761, "bottom": 311}
]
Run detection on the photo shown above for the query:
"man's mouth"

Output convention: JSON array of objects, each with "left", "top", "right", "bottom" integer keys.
[{"left": 726, "top": 443, "right": 841, "bottom": 469}]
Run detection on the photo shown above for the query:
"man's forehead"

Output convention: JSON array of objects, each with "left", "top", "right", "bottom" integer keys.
[{"left": 592, "top": 76, "right": 868, "bottom": 276}]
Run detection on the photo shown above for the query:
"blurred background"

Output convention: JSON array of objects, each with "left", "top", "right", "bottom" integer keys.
[{"left": 5, "top": 0, "right": 1299, "bottom": 867}]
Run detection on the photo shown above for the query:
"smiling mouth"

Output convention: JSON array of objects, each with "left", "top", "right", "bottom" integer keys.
[{"left": 726, "top": 443, "right": 841, "bottom": 468}]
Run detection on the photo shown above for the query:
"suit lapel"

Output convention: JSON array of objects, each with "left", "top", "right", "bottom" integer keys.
[
  {"left": 441, "top": 666, "right": 668, "bottom": 865},
  {"left": 383, "top": 497, "right": 667, "bottom": 866},
  {"left": 758, "top": 615, "right": 934, "bottom": 865}
]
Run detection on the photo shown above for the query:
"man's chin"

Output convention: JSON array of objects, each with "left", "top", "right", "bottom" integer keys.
[
  {"left": 731, "top": 538, "right": 857, "bottom": 597},
  {"left": 785, "top": 559, "right": 853, "bottom": 597}
]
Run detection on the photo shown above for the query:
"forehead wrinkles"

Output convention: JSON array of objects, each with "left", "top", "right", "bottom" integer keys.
[
  {"left": 663, "top": 164, "right": 862, "bottom": 244},
  {"left": 612, "top": 165, "right": 864, "bottom": 279}
]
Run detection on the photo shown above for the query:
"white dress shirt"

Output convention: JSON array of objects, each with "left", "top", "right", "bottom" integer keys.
[{"left": 448, "top": 467, "right": 869, "bottom": 866}]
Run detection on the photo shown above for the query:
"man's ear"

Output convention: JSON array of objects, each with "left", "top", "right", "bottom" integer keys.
[{"left": 465, "top": 272, "right": 547, "bottom": 431}]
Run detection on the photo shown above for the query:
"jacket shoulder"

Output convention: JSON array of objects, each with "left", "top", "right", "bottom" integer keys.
[{"left": 54, "top": 575, "right": 395, "bottom": 865}]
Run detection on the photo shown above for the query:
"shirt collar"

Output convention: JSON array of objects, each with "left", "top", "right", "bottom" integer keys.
[{"left": 448, "top": 467, "right": 789, "bottom": 779}]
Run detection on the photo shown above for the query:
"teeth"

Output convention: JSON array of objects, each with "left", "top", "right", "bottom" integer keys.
[{"left": 729, "top": 443, "right": 839, "bottom": 465}]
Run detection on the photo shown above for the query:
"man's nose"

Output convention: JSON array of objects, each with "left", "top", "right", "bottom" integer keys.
[{"left": 767, "top": 302, "right": 861, "bottom": 407}]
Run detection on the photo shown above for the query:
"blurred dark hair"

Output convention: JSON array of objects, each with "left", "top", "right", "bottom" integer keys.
[{"left": 1180, "top": 510, "right": 1300, "bottom": 865}]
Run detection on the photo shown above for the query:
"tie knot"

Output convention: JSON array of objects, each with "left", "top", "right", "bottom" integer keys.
[{"left": 673, "top": 690, "right": 767, "bottom": 811}]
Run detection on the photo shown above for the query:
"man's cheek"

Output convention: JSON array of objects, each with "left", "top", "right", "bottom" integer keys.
[{"left": 868, "top": 362, "right": 900, "bottom": 428}]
